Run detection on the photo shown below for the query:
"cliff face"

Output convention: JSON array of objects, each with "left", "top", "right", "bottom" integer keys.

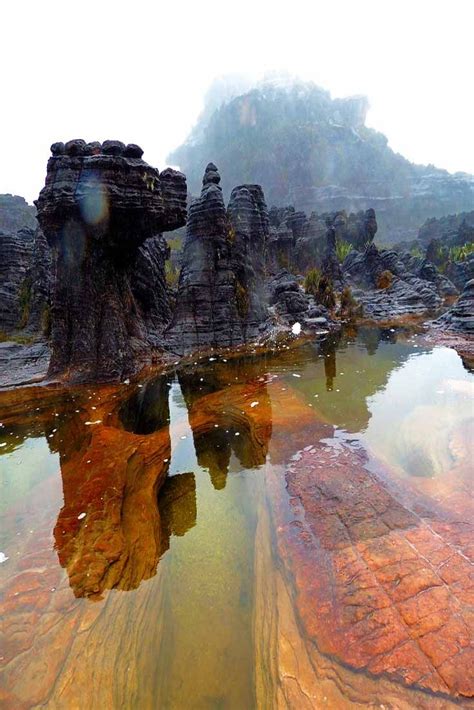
[
  {"left": 169, "top": 81, "right": 474, "bottom": 242},
  {"left": 0, "top": 194, "right": 37, "bottom": 233},
  {"left": 36, "top": 139, "right": 186, "bottom": 382},
  {"left": 0, "top": 224, "right": 51, "bottom": 333},
  {"left": 166, "top": 164, "right": 270, "bottom": 352},
  {"left": 0, "top": 228, "right": 34, "bottom": 332}
]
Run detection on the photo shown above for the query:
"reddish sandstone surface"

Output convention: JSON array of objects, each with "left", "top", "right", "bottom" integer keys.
[{"left": 268, "top": 430, "right": 474, "bottom": 700}]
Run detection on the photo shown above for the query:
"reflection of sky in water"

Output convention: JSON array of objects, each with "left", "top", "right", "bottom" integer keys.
[
  {"left": 363, "top": 347, "right": 473, "bottom": 478},
  {"left": 0, "top": 436, "right": 60, "bottom": 515}
]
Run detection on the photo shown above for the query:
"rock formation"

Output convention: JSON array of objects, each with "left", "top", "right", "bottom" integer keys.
[
  {"left": 267, "top": 206, "right": 377, "bottom": 275},
  {"left": 434, "top": 279, "right": 474, "bottom": 334},
  {"left": 36, "top": 139, "right": 186, "bottom": 382},
  {"left": 166, "top": 164, "right": 270, "bottom": 352},
  {"left": 0, "top": 194, "right": 37, "bottom": 233},
  {"left": 0, "top": 227, "right": 34, "bottom": 332},
  {"left": 169, "top": 78, "right": 474, "bottom": 242},
  {"left": 0, "top": 225, "right": 52, "bottom": 336}
]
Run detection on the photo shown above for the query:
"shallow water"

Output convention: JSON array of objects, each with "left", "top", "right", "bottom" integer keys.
[{"left": 0, "top": 326, "right": 472, "bottom": 708}]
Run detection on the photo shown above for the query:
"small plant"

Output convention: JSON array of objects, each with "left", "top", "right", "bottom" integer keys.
[
  {"left": 235, "top": 279, "right": 249, "bottom": 318},
  {"left": 449, "top": 242, "right": 474, "bottom": 262},
  {"left": 41, "top": 304, "right": 52, "bottom": 338},
  {"left": 410, "top": 246, "right": 423, "bottom": 258},
  {"left": 376, "top": 270, "right": 393, "bottom": 289},
  {"left": 340, "top": 286, "right": 363, "bottom": 321},
  {"left": 316, "top": 275, "right": 336, "bottom": 310},
  {"left": 165, "top": 261, "right": 180, "bottom": 288},
  {"left": 335, "top": 239, "right": 352, "bottom": 263},
  {"left": 304, "top": 267, "right": 321, "bottom": 296},
  {"left": 18, "top": 277, "right": 32, "bottom": 329}
]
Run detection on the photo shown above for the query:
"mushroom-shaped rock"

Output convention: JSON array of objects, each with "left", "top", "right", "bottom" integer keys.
[{"left": 36, "top": 140, "right": 187, "bottom": 382}]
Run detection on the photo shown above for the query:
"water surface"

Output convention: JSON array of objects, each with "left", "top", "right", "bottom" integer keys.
[{"left": 0, "top": 326, "right": 472, "bottom": 708}]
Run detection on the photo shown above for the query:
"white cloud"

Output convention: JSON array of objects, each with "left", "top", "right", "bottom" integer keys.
[{"left": 1, "top": 0, "right": 473, "bottom": 202}]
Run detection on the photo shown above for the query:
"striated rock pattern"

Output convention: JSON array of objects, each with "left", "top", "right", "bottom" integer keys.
[
  {"left": 0, "top": 225, "right": 52, "bottom": 336},
  {"left": 434, "top": 279, "right": 474, "bottom": 334},
  {"left": 446, "top": 256, "right": 474, "bottom": 292},
  {"left": 267, "top": 206, "right": 377, "bottom": 275},
  {"left": 36, "top": 139, "right": 186, "bottom": 382},
  {"left": 418, "top": 211, "right": 474, "bottom": 247},
  {"left": 341, "top": 241, "right": 461, "bottom": 320},
  {"left": 166, "top": 164, "right": 270, "bottom": 352},
  {"left": 0, "top": 228, "right": 34, "bottom": 332}
]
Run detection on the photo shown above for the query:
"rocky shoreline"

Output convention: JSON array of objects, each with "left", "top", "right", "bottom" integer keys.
[{"left": 0, "top": 140, "right": 473, "bottom": 391}]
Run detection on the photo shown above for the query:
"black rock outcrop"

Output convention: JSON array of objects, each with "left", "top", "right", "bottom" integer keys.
[
  {"left": 166, "top": 165, "right": 270, "bottom": 352},
  {"left": 36, "top": 140, "right": 186, "bottom": 382},
  {"left": 434, "top": 279, "right": 474, "bottom": 334}
]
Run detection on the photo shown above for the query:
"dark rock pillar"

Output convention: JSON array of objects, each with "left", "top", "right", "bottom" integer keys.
[
  {"left": 36, "top": 139, "right": 186, "bottom": 382},
  {"left": 166, "top": 164, "right": 270, "bottom": 353}
]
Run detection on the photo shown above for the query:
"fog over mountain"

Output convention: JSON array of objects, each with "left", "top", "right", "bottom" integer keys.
[{"left": 169, "top": 75, "right": 474, "bottom": 242}]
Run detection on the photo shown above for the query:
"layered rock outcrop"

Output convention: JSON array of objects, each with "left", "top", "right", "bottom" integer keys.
[
  {"left": 267, "top": 206, "right": 377, "bottom": 275},
  {"left": 0, "top": 227, "right": 34, "bottom": 332},
  {"left": 36, "top": 139, "right": 186, "bottom": 382},
  {"left": 434, "top": 279, "right": 474, "bottom": 334},
  {"left": 166, "top": 164, "right": 270, "bottom": 352}
]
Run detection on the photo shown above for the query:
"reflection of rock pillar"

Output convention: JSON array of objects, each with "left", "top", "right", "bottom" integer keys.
[
  {"left": 36, "top": 139, "right": 186, "bottom": 382},
  {"left": 52, "top": 391, "right": 173, "bottom": 598},
  {"left": 324, "top": 348, "right": 336, "bottom": 391}
]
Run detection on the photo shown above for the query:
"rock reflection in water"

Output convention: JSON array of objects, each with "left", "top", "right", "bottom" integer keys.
[{"left": 178, "top": 369, "right": 272, "bottom": 489}]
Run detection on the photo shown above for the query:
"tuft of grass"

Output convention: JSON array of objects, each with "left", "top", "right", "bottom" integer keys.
[
  {"left": 449, "top": 242, "right": 474, "bottom": 262},
  {"left": 41, "top": 305, "right": 52, "bottom": 338},
  {"left": 0, "top": 330, "right": 35, "bottom": 345},
  {"left": 335, "top": 239, "right": 352, "bottom": 263},
  {"left": 340, "top": 286, "right": 363, "bottom": 321},
  {"left": 376, "top": 270, "right": 393, "bottom": 289},
  {"left": 18, "top": 277, "right": 32, "bottom": 329},
  {"left": 317, "top": 275, "right": 336, "bottom": 310},
  {"left": 235, "top": 279, "right": 249, "bottom": 318},
  {"left": 165, "top": 261, "right": 180, "bottom": 288},
  {"left": 304, "top": 267, "right": 321, "bottom": 296}
]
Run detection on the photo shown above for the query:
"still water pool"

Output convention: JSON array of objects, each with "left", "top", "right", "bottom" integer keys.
[{"left": 0, "top": 327, "right": 472, "bottom": 708}]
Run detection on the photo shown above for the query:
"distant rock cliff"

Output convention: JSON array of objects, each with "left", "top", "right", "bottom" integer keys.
[
  {"left": 0, "top": 194, "right": 37, "bottom": 233},
  {"left": 169, "top": 80, "right": 474, "bottom": 243}
]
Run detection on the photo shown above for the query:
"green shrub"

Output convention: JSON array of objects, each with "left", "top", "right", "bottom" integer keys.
[
  {"left": 335, "top": 239, "right": 352, "bottom": 263},
  {"left": 41, "top": 305, "right": 51, "bottom": 338},
  {"left": 18, "top": 277, "right": 32, "bottom": 329},
  {"left": 449, "top": 242, "right": 474, "bottom": 262},
  {"left": 304, "top": 267, "right": 320, "bottom": 296},
  {"left": 165, "top": 261, "right": 180, "bottom": 288},
  {"left": 317, "top": 275, "right": 336, "bottom": 310},
  {"left": 235, "top": 279, "right": 249, "bottom": 318}
]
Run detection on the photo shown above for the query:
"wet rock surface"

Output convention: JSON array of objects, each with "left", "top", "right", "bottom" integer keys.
[
  {"left": 36, "top": 140, "right": 186, "bottom": 382},
  {"left": 263, "top": 387, "right": 474, "bottom": 700}
]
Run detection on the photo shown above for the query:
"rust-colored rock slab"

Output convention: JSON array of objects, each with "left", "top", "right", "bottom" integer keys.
[{"left": 268, "top": 432, "right": 474, "bottom": 700}]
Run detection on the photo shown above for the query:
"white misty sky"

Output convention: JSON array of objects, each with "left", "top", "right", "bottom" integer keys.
[{"left": 1, "top": 0, "right": 473, "bottom": 203}]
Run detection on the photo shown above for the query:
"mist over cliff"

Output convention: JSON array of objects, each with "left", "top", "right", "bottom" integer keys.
[{"left": 169, "top": 76, "right": 474, "bottom": 243}]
